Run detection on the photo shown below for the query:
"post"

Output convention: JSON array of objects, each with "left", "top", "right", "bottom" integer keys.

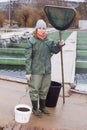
[
  {"left": 59, "top": 31, "right": 65, "bottom": 104},
  {"left": 9, "top": 0, "right": 10, "bottom": 27}
]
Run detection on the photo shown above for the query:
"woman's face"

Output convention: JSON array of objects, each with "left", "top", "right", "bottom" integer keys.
[{"left": 37, "top": 27, "right": 46, "bottom": 34}]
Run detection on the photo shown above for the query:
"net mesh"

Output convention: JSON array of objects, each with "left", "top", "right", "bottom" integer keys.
[{"left": 44, "top": 6, "right": 76, "bottom": 30}]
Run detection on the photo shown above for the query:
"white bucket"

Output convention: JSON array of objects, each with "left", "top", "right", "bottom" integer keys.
[{"left": 14, "top": 104, "right": 32, "bottom": 123}]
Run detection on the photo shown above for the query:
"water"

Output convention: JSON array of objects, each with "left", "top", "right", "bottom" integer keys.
[
  {"left": 0, "top": 37, "right": 25, "bottom": 80},
  {"left": 0, "top": 65, "right": 26, "bottom": 80},
  {"left": 75, "top": 68, "right": 87, "bottom": 84}
]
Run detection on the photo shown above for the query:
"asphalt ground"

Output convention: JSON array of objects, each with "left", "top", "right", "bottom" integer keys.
[{"left": 0, "top": 79, "right": 87, "bottom": 130}]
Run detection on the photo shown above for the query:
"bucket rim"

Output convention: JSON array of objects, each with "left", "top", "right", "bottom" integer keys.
[{"left": 15, "top": 104, "right": 32, "bottom": 112}]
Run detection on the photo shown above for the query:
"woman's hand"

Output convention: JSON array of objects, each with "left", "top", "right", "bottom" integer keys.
[
  {"left": 26, "top": 74, "right": 31, "bottom": 81},
  {"left": 59, "top": 40, "right": 65, "bottom": 47}
]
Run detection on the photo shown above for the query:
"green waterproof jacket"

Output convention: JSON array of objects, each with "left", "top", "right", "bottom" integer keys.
[{"left": 25, "top": 36, "right": 60, "bottom": 74}]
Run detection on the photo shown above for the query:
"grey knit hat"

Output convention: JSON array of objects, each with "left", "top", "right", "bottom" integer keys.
[{"left": 35, "top": 19, "right": 47, "bottom": 29}]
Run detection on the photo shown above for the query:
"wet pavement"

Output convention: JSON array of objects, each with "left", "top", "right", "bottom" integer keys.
[{"left": 0, "top": 79, "right": 87, "bottom": 130}]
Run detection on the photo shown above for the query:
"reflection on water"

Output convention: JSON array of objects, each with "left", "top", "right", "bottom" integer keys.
[
  {"left": 75, "top": 74, "right": 87, "bottom": 84},
  {"left": 0, "top": 39, "right": 26, "bottom": 79},
  {"left": 75, "top": 68, "right": 87, "bottom": 84},
  {"left": 0, "top": 65, "right": 26, "bottom": 79}
]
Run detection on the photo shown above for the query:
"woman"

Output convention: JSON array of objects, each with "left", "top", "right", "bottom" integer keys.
[{"left": 25, "top": 19, "right": 65, "bottom": 117}]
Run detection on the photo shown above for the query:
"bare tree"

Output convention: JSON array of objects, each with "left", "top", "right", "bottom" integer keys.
[
  {"left": 15, "top": 5, "right": 35, "bottom": 27},
  {"left": 76, "top": 2, "right": 87, "bottom": 20}
]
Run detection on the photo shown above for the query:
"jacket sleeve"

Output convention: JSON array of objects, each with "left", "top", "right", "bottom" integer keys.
[
  {"left": 50, "top": 41, "right": 60, "bottom": 54},
  {"left": 46, "top": 38, "right": 60, "bottom": 54},
  {"left": 25, "top": 39, "right": 32, "bottom": 74}
]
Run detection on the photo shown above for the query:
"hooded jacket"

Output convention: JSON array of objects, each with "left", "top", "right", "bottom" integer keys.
[{"left": 25, "top": 36, "right": 60, "bottom": 75}]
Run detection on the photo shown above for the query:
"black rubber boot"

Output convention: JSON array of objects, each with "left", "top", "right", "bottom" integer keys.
[
  {"left": 31, "top": 100, "right": 42, "bottom": 117},
  {"left": 39, "top": 99, "right": 50, "bottom": 114}
]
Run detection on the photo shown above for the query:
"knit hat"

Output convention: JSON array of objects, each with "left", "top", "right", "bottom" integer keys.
[{"left": 35, "top": 19, "right": 47, "bottom": 29}]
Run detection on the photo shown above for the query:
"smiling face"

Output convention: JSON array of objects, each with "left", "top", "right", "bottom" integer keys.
[
  {"left": 34, "top": 19, "right": 47, "bottom": 40},
  {"left": 36, "top": 27, "right": 47, "bottom": 40},
  {"left": 37, "top": 27, "right": 46, "bottom": 34}
]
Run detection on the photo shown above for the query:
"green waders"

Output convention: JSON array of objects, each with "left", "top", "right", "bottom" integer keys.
[{"left": 28, "top": 74, "right": 51, "bottom": 116}]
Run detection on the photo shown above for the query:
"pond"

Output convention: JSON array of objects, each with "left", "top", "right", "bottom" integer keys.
[
  {"left": 75, "top": 68, "right": 87, "bottom": 84},
  {"left": 0, "top": 65, "right": 26, "bottom": 80}
]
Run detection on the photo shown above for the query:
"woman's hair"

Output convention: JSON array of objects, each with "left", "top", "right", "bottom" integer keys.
[{"left": 33, "top": 29, "right": 38, "bottom": 38}]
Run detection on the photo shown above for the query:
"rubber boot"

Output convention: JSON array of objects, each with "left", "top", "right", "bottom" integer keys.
[
  {"left": 39, "top": 99, "right": 50, "bottom": 114},
  {"left": 31, "top": 100, "right": 42, "bottom": 117}
]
